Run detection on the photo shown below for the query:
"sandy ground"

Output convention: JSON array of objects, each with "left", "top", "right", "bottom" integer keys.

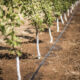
[{"left": 0, "top": 3, "right": 80, "bottom": 80}]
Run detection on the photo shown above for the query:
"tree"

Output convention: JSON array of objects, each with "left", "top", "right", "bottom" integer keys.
[
  {"left": 41, "top": 0, "right": 55, "bottom": 43},
  {"left": 0, "top": 1, "right": 24, "bottom": 80}
]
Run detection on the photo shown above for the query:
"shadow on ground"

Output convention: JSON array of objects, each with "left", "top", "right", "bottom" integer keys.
[
  {"left": 0, "top": 46, "right": 10, "bottom": 50},
  {"left": 17, "top": 35, "right": 44, "bottom": 44},
  {"left": 0, "top": 53, "right": 31, "bottom": 60},
  {"left": 0, "top": 77, "right": 3, "bottom": 80},
  {"left": 0, "top": 68, "right": 3, "bottom": 80}
]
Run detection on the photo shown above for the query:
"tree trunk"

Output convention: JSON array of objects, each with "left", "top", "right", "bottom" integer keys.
[
  {"left": 57, "top": 18, "right": 59, "bottom": 32},
  {"left": 60, "top": 15, "right": 64, "bottom": 24},
  {"left": 49, "top": 27, "right": 53, "bottom": 43},
  {"left": 36, "top": 28, "right": 41, "bottom": 59},
  {"left": 72, "top": 4, "right": 74, "bottom": 10},
  {"left": 67, "top": 9, "right": 70, "bottom": 16},
  {"left": 70, "top": 8, "right": 72, "bottom": 14},
  {"left": 16, "top": 56, "right": 21, "bottom": 80},
  {"left": 64, "top": 13, "right": 67, "bottom": 22}
]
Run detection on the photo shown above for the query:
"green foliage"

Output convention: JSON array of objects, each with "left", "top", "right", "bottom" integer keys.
[
  {"left": 27, "top": 0, "right": 44, "bottom": 31},
  {"left": 0, "top": 4, "right": 22, "bottom": 56},
  {"left": 0, "top": 0, "right": 78, "bottom": 56},
  {"left": 53, "top": 0, "right": 77, "bottom": 16},
  {"left": 41, "top": 0, "right": 55, "bottom": 27},
  {"left": 62, "top": 0, "right": 71, "bottom": 12},
  {"left": 53, "top": 0, "right": 63, "bottom": 17}
]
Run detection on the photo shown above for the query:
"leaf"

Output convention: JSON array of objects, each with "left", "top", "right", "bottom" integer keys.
[
  {"left": 0, "top": 25, "right": 6, "bottom": 35},
  {"left": 16, "top": 50, "right": 22, "bottom": 57}
]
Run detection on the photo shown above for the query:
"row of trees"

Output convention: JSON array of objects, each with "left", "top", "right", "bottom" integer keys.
[
  {"left": 0, "top": 0, "right": 78, "bottom": 59},
  {"left": 0, "top": 0, "right": 79, "bottom": 80}
]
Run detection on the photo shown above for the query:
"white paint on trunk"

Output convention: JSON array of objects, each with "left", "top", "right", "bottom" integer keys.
[
  {"left": 36, "top": 33, "right": 41, "bottom": 59},
  {"left": 49, "top": 28, "right": 53, "bottom": 43},
  {"left": 71, "top": 4, "right": 74, "bottom": 11},
  {"left": 74, "top": 2, "right": 76, "bottom": 7},
  {"left": 72, "top": 4, "right": 74, "bottom": 10},
  {"left": 75, "top": 2, "right": 77, "bottom": 6},
  {"left": 60, "top": 15, "right": 64, "bottom": 24},
  {"left": 70, "top": 6, "right": 73, "bottom": 14},
  {"left": 57, "top": 18, "right": 59, "bottom": 32},
  {"left": 75, "top": 1, "right": 80, "bottom": 6},
  {"left": 64, "top": 13, "right": 67, "bottom": 22},
  {"left": 67, "top": 9, "right": 70, "bottom": 16},
  {"left": 76, "top": 1, "right": 79, "bottom": 6},
  {"left": 16, "top": 56, "right": 21, "bottom": 80}
]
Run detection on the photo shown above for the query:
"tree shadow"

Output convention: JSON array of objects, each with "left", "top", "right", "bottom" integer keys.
[
  {"left": 0, "top": 46, "right": 10, "bottom": 50},
  {"left": 17, "top": 35, "right": 34, "bottom": 40},
  {"left": 0, "top": 46, "right": 32, "bottom": 59},
  {"left": 0, "top": 68, "right": 3, "bottom": 74},
  {"left": 24, "top": 29, "right": 34, "bottom": 34},
  {"left": 17, "top": 35, "right": 44, "bottom": 44},
  {"left": 0, "top": 77, "right": 3, "bottom": 80},
  {"left": 21, "top": 39, "right": 43, "bottom": 44},
  {"left": 0, "top": 53, "right": 32, "bottom": 60},
  {"left": 43, "top": 28, "right": 49, "bottom": 32},
  {"left": 0, "top": 68, "right": 3, "bottom": 80},
  {"left": 43, "top": 28, "right": 54, "bottom": 33}
]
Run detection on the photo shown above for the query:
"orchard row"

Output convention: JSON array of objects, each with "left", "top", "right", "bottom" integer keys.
[
  {"left": 0, "top": 0, "right": 78, "bottom": 56},
  {"left": 0, "top": 1, "right": 79, "bottom": 80}
]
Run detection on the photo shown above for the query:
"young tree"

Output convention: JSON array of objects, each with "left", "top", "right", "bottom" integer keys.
[
  {"left": 53, "top": 0, "right": 63, "bottom": 32},
  {"left": 0, "top": 1, "right": 24, "bottom": 79},
  {"left": 26, "top": 0, "right": 44, "bottom": 59},
  {"left": 41, "top": 0, "right": 54, "bottom": 43}
]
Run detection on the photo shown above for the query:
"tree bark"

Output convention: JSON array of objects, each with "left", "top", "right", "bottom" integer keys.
[
  {"left": 16, "top": 56, "right": 21, "bottom": 80},
  {"left": 49, "top": 27, "right": 53, "bottom": 43},
  {"left": 57, "top": 18, "right": 59, "bottom": 32},
  {"left": 36, "top": 28, "right": 41, "bottom": 59},
  {"left": 64, "top": 13, "right": 67, "bottom": 22},
  {"left": 67, "top": 9, "right": 70, "bottom": 16},
  {"left": 60, "top": 15, "right": 64, "bottom": 24}
]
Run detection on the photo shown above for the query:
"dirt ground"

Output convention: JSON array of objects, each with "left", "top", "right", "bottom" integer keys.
[{"left": 0, "top": 4, "right": 80, "bottom": 80}]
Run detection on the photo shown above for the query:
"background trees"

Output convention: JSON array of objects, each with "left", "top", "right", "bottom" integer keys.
[{"left": 0, "top": 0, "right": 78, "bottom": 80}]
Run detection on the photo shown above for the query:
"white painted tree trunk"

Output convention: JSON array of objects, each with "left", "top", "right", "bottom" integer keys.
[
  {"left": 16, "top": 56, "right": 21, "bottom": 80},
  {"left": 72, "top": 4, "right": 74, "bottom": 10},
  {"left": 70, "top": 8, "right": 72, "bottom": 14},
  {"left": 75, "top": 2, "right": 77, "bottom": 6},
  {"left": 64, "top": 13, "right": 67, "bottom": 22},
  {"left": 67, "top": 9, "right": 70, "bottom": 16},
  {"left": 57, "top": 18, "right": 59, "bottom": 32},
  {"left": 75, "top": 0, "right": 80, "bottom": 6},
  {"left": 60, "top": 15, "right": 64, "bottom": 24},
  {"left": 71, "top": 4, "right": 74, "bottom": 12},
  {"left": 49, "top": 27, "right": 53, "bottom": 43},
  {"left": 76, "top": 0, "right": 80, "bottom": 6},
  {"left": 75, "top": 1, "right": 77, "bottom": 7},
  {"left": 36, "top": 32, "right": 41, "bottom": 59}
]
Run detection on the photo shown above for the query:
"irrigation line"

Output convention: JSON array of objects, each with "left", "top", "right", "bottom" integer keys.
[{"left": 30, "top": 7, "right": 76, "bottom": 80}]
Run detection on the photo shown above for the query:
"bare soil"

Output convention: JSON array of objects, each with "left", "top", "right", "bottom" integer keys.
[{"left": 0, "top": 4, "right": 80, "bottom": 80}]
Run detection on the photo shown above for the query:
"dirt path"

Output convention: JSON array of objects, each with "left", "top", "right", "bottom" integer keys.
[
  {"left": 34, "top": 4, "right": 80, "bottom": 80},
  {"left": 0, "top": 3, "right": 80, "bottom": 80}
]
